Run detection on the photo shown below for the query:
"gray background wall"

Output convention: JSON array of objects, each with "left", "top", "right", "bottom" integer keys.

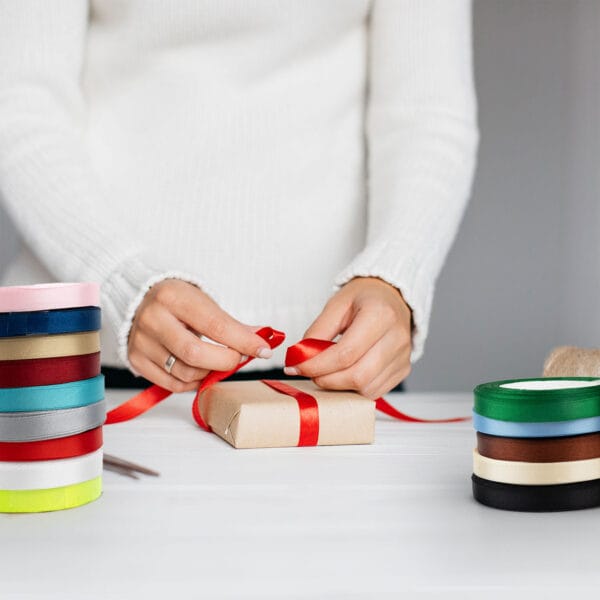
[{"left": 0, "top": 1, "right": 598, "bottom": 391}]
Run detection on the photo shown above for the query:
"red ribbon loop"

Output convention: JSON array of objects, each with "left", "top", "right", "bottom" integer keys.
[
  {"left": 105, "top": 327, "right": 468, "bottom": 431},
  {"left": 105, "top": 328, "right": 286, "bottom": 428},
  {"left": 285, "top": 339, "right": 468, "bottom": 424}
]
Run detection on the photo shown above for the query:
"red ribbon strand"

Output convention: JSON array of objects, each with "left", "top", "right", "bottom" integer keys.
[
  {"left": 284, "top": 338, "right": 468, "bottom": 424},
  {"left": 105, "top": 327, "right": 468, "bottom": 438},
  {"left": 261, "top": 379, "right": 320, "bottom": 446}
]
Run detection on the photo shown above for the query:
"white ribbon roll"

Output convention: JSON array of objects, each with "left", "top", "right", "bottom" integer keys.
[
  {"left": 0, "top": 449, "right": 103, "bottom": 491},
  {"left": 472, "top": 449, "right": 600, "bottom": 485}
]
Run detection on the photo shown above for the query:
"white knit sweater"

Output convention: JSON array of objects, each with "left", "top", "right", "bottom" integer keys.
[{"left": 0, "top": 0, "right": 478, "bottom": 370}]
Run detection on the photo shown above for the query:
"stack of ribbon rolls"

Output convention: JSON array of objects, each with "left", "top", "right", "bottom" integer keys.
[
  {"left": 472, "top": 378, "right": 600, "bottom": 511},
  {"left": 0, "top": 283, "right": 105, "bottom": 513}
]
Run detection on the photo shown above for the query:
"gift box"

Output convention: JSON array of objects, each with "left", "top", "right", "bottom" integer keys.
[{"left": 197, "top": 379, "right": 375, "bottom": 449}]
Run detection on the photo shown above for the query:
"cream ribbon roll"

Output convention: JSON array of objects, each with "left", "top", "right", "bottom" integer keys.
[
  {"left": 0, "top": 448, "right": 103, "bottom": 490},
  {"left": 0, "top": 400, "right": 106, "bottom": 442},
  {"left": 472, "top": 449, "right": 600, "bottom": 485},
  {"left": 0, "top": 331, "right": 100, "bottom": 361}
]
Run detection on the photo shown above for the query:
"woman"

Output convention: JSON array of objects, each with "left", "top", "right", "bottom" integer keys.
[{"left": 0, "top": 0, "right": 478, "bottom": 398}]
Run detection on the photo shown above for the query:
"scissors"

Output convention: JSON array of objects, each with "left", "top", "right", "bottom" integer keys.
[{"left": 103, "top": 453, "right": 160, "bottom": 479}]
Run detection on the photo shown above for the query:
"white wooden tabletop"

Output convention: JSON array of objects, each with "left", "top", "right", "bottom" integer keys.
[{"left": 1, "top": 390, "right": 599, "bottom": 599}]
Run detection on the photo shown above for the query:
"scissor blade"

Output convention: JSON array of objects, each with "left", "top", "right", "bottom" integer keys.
[{"left": 103, "top": 453, "right": 160, "bottom": 477}]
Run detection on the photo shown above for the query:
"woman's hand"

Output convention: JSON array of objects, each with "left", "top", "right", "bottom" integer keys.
[
  {"left": 284, "top": 277, "right": 412, "bottom": 399},
  {"left": 128, "top": 279, "right": 273, "bottom": 392}
]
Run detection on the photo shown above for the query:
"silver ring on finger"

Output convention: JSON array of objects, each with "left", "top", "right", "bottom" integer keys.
[{"left": 164, "top": 354, "right": 177, "bottom": 375}]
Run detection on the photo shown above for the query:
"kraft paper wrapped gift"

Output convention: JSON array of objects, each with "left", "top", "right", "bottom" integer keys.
[{"left": 197, "top": 379, "right": 376, "bottom": 449}]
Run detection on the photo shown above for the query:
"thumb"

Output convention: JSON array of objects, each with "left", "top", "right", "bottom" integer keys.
[{"left": 304, "top": 296, "right": 349, "bottom": 341}]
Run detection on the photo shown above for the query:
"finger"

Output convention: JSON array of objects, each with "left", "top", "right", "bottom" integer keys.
[
  {"left": 362, "top": 360, "right": 411, "bottom": 400},
  {"left": 303, "top": 296, "right": 350, "bottom": 341},
  {"left": 312, "top": 331, "right": 410, "bottom": 398},
  {"left": 292, "top": 307, "right": 390, "bottom": 378},
  {"left": 128, "top": 354, "right": 199, "bottom": 394},
  {"left": 137, "top": 304, "right": 246, "bottom": 371},
  {"left": 135, "top": 331, "right": 210, "bottom": 384},
  {"left": 162, "top": 286, "right": 274, "bottom": 358}
]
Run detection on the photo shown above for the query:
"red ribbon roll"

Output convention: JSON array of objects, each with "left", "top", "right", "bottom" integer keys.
[
  {"left": 0, "top": 427, "right": 103, "bottom": 461},
  {"left": 0, "top": 353, "right": 101, "bottom": 388},
  {"left": 105, "top": 327, "right": 468, "bottom": 438}
]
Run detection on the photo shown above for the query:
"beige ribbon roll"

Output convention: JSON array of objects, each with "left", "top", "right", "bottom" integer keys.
[
  {"left": 0, "top": 332, "right": 100, "bottom": 361},
  {"left": 472, "top": 449, "right": 600, "bottom": 485}
]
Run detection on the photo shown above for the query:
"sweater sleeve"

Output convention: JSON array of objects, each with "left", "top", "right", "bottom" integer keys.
[
  {"left": 0, "top": 1, "right": 201, "bottom": 367},
  {"left": 335, "top": 0, "right": 479, "bottom": 362}
]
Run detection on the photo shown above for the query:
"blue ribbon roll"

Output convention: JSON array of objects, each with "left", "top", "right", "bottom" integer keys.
[
  {"left": 0, "top": 375, "right": 105, "bottom": 413},
  {"left": 0, "top": 307, "right": 101, "bottom": 337},
  {"left": 473, "top": 410, "right": 600, "bottom": 438}
]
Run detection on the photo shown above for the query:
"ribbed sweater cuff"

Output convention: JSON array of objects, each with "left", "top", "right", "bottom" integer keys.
[
  {"left": 334, "top": 243, "right": 434, "bottom": 363},
  {"left": 99, "top": 256, "right": 206, "bottom": 371}
]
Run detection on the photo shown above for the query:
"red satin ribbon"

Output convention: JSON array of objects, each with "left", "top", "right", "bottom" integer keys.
[
  {"left": 0, "top": 352, "right": 101, "bottom": 388},
  {"left": 105, "top": 328, "right": 285, "bottom": 427},
  {"left": 0, "top": 427, "right": 103, "bottom": 462},
  {"left": 105, "top": 327, "right": 468, "bottom": 434},
  {"left": 261, "top": 379, "right": 320, "bottom": 446},
  {"left": 286, "top": 338, "right": 468, "bottom": 424}
]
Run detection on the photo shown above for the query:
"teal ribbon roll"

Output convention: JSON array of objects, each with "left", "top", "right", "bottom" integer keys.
[
  {"left": 474, "top": 378, "right": 600, "bottom": 422},
  {"left": 0, "top": 375, "right": 104, "bottom": 413}
]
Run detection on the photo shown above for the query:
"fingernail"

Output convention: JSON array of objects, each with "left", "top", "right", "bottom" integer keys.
[
  {"left": 257, "top": 347, "right": 273, "bottom": 359},
  {"left": 284, "top": 367, "right": 298, "bottom": 376},
  {"left": 239, "top": 355, "right": 248, "bottom": 363}
]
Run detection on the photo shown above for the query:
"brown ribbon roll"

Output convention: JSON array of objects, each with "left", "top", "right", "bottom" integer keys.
[
  {"left": 477, "top": 431, "right": 600, "bottom": 463},
  {"left": 0, "top": 331, "right": 100, "bottom": 361}
]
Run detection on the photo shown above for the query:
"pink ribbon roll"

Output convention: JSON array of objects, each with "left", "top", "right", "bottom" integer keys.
[{"left": 0, "top": 283, "right": 100, "bottom": 313}]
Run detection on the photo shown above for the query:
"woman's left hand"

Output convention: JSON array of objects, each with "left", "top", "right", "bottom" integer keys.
[{"left": 284, "top": 277, "right": 413, "bottom": 399}]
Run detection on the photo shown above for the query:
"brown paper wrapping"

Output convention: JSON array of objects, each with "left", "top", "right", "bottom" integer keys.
[
  {"left": 198, "top": 379, "right": 375, "bottom": 449},
  {"left": 543, "top": 346, "right": 600, "bottom": 378}
]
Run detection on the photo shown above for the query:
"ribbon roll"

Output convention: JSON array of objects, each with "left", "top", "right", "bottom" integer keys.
[
  {"left": 472, "top": 474, "right": 600, "bottom": 512},
  {"left": 0, "top": 306, "right": 101, "bottom": 338},
  {"left": 0, "top": 375, "right": 104, "bottom": 413},
  {"left": 0, "top": 476, "right": 102, "bottom": 513},
  {"left": 0, "top": 427, "right": 103, "bottom": 462},
  {"left": 0, "top": 399, "right": 106, "bottom": 442},
  {"left": 0, "top": 331, "right": 100, "bottom": 361},
  {"left": 477, "top": 431, "right": 600, "bottom": 463},
  {"left": 472, "top": 448, "right": 600, "bottom": 485},
  {"left": 0, "top": 283, "right": 100, "bottom": 313},
  {"left": 473, "top": 411, "right": 600, "bottom": 438},
  {"left": 0, "top": 353, "right": 101, "bottom": 388},
  {"left": 474, "top": 378, "right": 600, "bottom": 422},
  {"left": 0, "top": 448, "right": 103, "bottom": 490}
]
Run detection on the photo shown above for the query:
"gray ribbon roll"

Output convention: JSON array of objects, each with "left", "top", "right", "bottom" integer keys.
[{"left": 0, "top": 399, "right": 106, "bottom": 442}]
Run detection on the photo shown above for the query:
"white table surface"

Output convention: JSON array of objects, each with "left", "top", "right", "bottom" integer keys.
[{"left": 1, "top": 390, "right": 599, "bottom": 599}]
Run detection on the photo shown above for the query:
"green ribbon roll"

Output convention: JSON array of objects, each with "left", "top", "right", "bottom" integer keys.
[{"left": 474, "top": 378, "right": 600, "bottom": 422}]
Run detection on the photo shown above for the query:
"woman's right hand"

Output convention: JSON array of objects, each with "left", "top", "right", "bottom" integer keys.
[{"left": 127, "top": 279, "right": 273, "bottom": 392}]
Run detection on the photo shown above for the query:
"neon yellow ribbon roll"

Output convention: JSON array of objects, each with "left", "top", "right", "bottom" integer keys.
[
  {"left": 472, "top": 449, "right": 600, "bottom": 485},
  {"left": 0, "top": 476, "right": 102, "bottom": 513}
]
